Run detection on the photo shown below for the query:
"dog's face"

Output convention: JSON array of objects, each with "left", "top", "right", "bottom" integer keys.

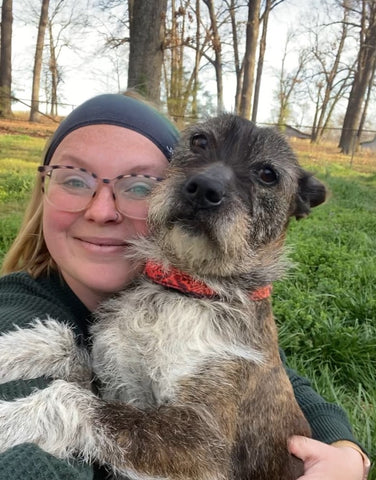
[{"left": 148, "top": 114, "right": 326, "bottom": 277}]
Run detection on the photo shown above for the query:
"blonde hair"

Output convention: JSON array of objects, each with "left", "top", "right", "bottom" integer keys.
[{"left": 1, "top": 175, "right": 56, "bottom": 277}]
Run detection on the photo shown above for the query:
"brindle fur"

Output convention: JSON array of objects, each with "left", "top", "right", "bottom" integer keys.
[{"left": 0, "top": 114, "right": 326, "bottom": 479}]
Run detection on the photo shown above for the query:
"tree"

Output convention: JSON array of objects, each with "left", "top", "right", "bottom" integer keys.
[
  {"left": 226, "top": 0, "right": 243, "bottom": 113},
  {"left": 0, "top": 0, "right": 13, "bottom": 117},
  {"left": 239, "top": 0, "right": 261, "bottom": 119},
  {"left": 47, "top": 18, "right": 58, "bottom": 116},
  {"left": 309, "top": 2, "right": 352, "bottom": 142},
  {"left": 29, "top": 0, "right": 50, "bottom": 122},
  {"left": 251, "top": 0, "right": 271, "bottom": 122},
  {"left": 252, "top": 0, "right": 285, "bottom": 123},
  {"left": 128, "top": 0, "right": 167, "bottom": 102},
  {"left": 163, "top": 0, "right": 220, "bottom": 123},
  {"left": 275, "top": 31, "right": 308, "bottom": 127},
  {"left": 339, "top": 0, "right": 376, "bottom": 154},
  {"left": 163, "top": 0, "right": 198, "bottom": 124},
  {"left": 202, "top": 0, "right": 224, "bottom": 112}
]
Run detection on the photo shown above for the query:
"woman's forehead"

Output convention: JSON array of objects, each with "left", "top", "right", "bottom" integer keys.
[{"left": 50, "top": 125, "right": 169, "bottom": 176}]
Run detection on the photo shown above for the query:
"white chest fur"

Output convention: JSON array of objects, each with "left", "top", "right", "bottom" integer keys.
[{"left": 91, "top": 283, "right": 262, "bottom": 408}]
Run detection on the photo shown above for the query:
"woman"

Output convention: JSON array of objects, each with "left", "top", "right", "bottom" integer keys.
[{"left": 0, "top": 93, "right": 369, "bottom": 480}]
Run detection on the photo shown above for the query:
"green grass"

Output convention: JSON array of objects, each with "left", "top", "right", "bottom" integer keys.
[
  {"left": 0, "top": 134, "right": 375, "bottom": 476},
  {"left": 0, "top": 134, "right": 46, "bottom": 162},
  {"left": 274, "top": 165, "right": 376, "bottom": 472},
  {"left": 0, "top": 134, "right": 43, "bottom": 259}
]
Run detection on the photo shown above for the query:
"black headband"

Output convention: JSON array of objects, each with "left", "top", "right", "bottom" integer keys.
[{"left": 43, "top": 94, "right": 179, "bottom": 165}]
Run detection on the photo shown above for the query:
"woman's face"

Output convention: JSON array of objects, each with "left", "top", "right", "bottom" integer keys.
[{"left": 43, "top": 124, "right": 169, "bottom": 310}]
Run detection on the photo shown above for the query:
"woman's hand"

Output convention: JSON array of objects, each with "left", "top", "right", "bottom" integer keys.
[{"left": 288, "top": 435, "right": 369, "bottom": 480}]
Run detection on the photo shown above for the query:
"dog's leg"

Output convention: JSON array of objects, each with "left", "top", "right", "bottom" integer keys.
[
  {"left": 0, "top": 361, "right": 308, "bottom": 480},
  {"left": 0, "top": 319, "right": 91, "bottom": 385},
  {"left": 0, "top": 380, "right": 102, "bottom": 458},
  {"left": 0, "top": 378, "right": 230, "bottom": 480}
]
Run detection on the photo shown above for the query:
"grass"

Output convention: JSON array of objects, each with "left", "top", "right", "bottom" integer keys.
[
  {"left": 0, "top": 134, "right": 43, "bottom": 259},
  {"left": 0, "top": 132, "right": 375, "bottom": 476},
  {"left": 273, "top": 162, "right": 376, "bottom": 470}
]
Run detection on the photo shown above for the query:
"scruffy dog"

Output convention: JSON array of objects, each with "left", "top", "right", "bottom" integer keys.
[{"left": 0, "top": 114, "right": 326, "bottom": 479}]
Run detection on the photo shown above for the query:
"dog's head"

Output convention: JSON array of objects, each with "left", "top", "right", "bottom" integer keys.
[{"left": 148, "top": 114, "right": 326, "bottom": 278}]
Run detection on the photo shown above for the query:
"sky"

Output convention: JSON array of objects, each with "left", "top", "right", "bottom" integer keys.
[{"left": 11, "top": 0, "right": 304, "bottom": 123}]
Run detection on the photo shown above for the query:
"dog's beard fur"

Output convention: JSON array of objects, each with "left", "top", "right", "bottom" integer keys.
[{"left": 0, "top": 114, "right": 326, "bottom": 479}]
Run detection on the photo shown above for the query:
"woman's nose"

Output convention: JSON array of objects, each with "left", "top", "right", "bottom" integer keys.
[{"left": 83, "top": 185, "right": 121, "bottom": 223}]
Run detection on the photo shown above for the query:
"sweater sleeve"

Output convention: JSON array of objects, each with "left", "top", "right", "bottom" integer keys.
[
  {"left": 0, "top": 444, "right": 92, "bottom": 480},
  {"left": 0, "top": 272, "right": 94, "bottom": 480}
]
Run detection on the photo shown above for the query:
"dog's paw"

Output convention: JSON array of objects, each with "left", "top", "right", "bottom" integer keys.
[
  {"left": 0, "top": 391, "right": 52, "bottom": 453},
  {"left": 0, "top": 380, "right": 100, "bottom": 457},
  {"left": 0, "top": 319, "right": 92, "bottom": 385}
]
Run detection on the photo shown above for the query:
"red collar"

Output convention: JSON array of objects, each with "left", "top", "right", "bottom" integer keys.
[{"left": 144, "top": 261, "right": 272, "bottom": 301}]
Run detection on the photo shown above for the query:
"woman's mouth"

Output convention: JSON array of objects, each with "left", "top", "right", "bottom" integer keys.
[{"left": 76, "top": 237, "right": 128, "bottom": 254}]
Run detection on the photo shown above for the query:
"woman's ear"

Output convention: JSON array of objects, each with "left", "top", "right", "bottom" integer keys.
[{"left": 294, "top": 173, "right": 327, "bottom": 220}]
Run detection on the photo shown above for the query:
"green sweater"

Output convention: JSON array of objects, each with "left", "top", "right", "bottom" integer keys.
[{"left": 0, "top": 271, "right": 360, "bottom": 480}]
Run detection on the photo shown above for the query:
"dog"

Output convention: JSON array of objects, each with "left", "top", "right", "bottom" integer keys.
[{"left": 0, "top": 114, "right": 326, "bottom": 479}]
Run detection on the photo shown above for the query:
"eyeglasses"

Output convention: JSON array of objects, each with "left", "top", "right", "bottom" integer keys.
[{"left": 38, "top": 165, "right": 164, "bottom": 220}]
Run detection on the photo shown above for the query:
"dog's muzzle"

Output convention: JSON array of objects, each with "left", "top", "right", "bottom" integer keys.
[{"left": 182, "top": 164, "right": 233, "bottom": 210}]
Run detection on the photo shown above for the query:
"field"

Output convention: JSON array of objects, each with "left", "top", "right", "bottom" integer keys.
[{"left": 0, "top": 118, "right": 375, "bottom": 476}]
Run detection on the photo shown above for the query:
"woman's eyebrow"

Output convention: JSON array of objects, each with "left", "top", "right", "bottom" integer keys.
[
  {"left": 52, "top": 155, "right": 161, "bottom": 176},
  {"left": 53, "top": 153, "right": 88, "bottom": 167}
]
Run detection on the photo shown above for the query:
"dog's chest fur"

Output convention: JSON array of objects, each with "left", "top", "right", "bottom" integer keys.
[{"left": 91, "top": 281, "right": 261, "bottom": 408}]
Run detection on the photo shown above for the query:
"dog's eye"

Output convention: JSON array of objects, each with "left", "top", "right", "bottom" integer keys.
[
  {"left": 191, "top": 133, "right": 208, "bottom": 150},
  {"left": 258, "top": 166, "right": 279, "bottom": 186}
]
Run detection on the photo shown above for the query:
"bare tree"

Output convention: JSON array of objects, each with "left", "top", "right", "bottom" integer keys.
[
  {"left": 275, "top": 32, "right": 308, "bottom": 127},
  {"left": 356, "top": 58, "right": 376, "bottom": 143},
  {"left": 239, "top": 0, "right": 261, "bottom": 119},
  {"left": 163, "top": 0, "right": 194, "bottom": 124},
  {"left": 339, "top": 0, "right": 376, "bottom": 154},
  {"left": 0, "top": 0, "right": 13, "bottom": 117},
  {"left": 47, "top": 18, "right": 58, "bottom": 116},
  {"left": 202, "top": 0, "right": 224, "bottom": 112},
  {"left": 128, "top": 0, "right": 167, "bottom": 102},
  {"left": 309, "top": 3, "right": 352, "bottom": 142},
  {"left": 251, "top": 0, "right": 271, "bottom": 122},
  {"left": 252, "top": 0, "right": 285, "bottom": 123},
  {"left": 226, "top": 0, "right": 243, "bottom": 113},
  {"left": 191, "top": 0, "right": 201, "bottom": 117},
  {"left": 29, "top": 0, "right": 50, "bottom": 122}
]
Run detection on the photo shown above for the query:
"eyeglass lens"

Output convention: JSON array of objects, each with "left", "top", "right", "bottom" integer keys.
[{"left": 43, "top": 167, "right": 159, "bottom": 220}]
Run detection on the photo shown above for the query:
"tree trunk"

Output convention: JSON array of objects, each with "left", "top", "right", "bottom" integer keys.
[
  {"left": 48, "top": 20, "right": 58, "bottom": 116},
  {"left": 239, "top": 0, "right": 261, "bottom": 119},
  {"left": 227, "top": 0, "right": 242, "bottom": 114},
  {"left": 339, "top": 1, "right": 376, "bottom": 154},
  {"left": 356, "top": 56, "right": 376, "bottom": 145},
  {"left": 30, "top": 0, "right": 50, "bottom": 122},
  {"left": 252, "top": 0, "right": 271, "bottom": 123},
  {"left": 203, "top": 0, "right": 224, "bottom": 113},
  {"left": 311, "top": 5, "right": 348, "bottom": 143},
  {"left": 0, "top": 0, "right": 13, "bottom": 118},
  {"left": 128, "top": 0, "right": 167, "bottom": 102},
  {"left": 191, "top": 0, "right": 200, "bottom": 118}
]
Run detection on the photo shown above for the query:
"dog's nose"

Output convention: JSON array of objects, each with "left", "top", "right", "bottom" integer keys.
[{"left": 183, "top": 173, "right": 226, "bottom": 208}]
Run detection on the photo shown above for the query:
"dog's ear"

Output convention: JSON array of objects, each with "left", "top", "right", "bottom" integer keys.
[{"left": 293, "top": 173, "right": 327, "bottom": 220}]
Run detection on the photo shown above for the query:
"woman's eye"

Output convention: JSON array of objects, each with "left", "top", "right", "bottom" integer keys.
[
  {"left": 63, "top": 177, "right": 89, "bottom": 189},
  {"left": 191, "top": 133, "right": 208, "bottom": 150},
  {"left": 126, "top": 182, "right": 152, "bottom": 198},
  {"left": 54, "top": 174, "right": 91, "bottom": 190},
  {"left": 258, "top": 166, "right": 279, "bottom": 186}
]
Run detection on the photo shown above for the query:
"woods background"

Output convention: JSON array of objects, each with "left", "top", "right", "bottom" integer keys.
[{"left": 1, "top": 0, "right": 376, "bottom": 154}]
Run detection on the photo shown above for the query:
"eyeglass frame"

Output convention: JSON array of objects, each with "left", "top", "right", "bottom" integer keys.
[{"left": 37, "top": 164, "right": 164, "bottom": 220}]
